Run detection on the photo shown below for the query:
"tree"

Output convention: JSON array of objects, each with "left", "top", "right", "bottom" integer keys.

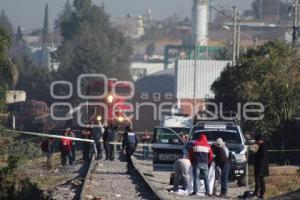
[
  {"left": 279, "top": 0, "right": 292, "bottom": 20},
  {"left": 0, "top": 28, "right": 18, "bottom": 88},
  {"left": 0, "top": 156, "right": 43, "bottom": 200},
  {"left": 15, "top": 26, "right": 24, "bottom": 44},
  {"left": 56, "top": 0, "right": 132, "bottom": 98},
  {"left": 0, "top": 10, "right": 13, "bottom": 37},
  {"left": 249, "top": 0, "right": 292, "bottom": 21},
  {"left": 211, "top": 41, "right": 300, "bottom": 147},
  {"left": 14, "top": 56, "right": 54, "bottom": 103},
  {"left": 251, "top": 0, "right": 261, "bottom": 20},
  {"left": 0, "top": 27, "right": 18, "bottom": 108},
  {"left": 42, "top": 4, "right": 49, "bottom": 44},
  {"left": 55, "top": 0, "right": 73, "bottom": 31}
]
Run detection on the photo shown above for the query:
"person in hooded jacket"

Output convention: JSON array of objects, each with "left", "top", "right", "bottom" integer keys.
[
  {"left": 60, "top": 132, "right": 73, "bottom": 166},
  {"left": 211, "top": 138, "right": 230, "bottom": 197},
  {"left": 254, "top": 133, "right": 269, "bottom": 199},
  {"left": 189, "top": 134, "right": 213, "bottom": 196}
]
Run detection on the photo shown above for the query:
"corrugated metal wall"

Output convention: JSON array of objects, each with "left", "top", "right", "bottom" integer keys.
[{"left": 176, "top": 60, "right": 231, "bottom": 99}]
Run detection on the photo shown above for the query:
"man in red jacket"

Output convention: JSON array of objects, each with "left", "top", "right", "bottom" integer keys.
[
  {"left": 60, "top": 131, "right": 73, "bottom": 166},
  {"left": 189, "top": 134, "right": 213, "bottom": 196}
]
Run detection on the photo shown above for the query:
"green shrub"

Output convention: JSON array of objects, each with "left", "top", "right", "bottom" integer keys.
[{"left": 0, "top": 156, "right": 45, "bottom": 200}]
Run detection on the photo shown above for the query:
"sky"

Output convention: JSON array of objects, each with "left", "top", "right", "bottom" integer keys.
[{"left": 0, "top": 0, "right": 252, "bottom": 32}]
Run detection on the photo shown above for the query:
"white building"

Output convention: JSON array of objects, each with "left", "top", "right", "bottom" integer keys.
[
  {"left": 131, "top": 62, "right": 173, "bottom": 81},
  {"left": 176, "top": 59, "right": 231, "bottom": 99}
]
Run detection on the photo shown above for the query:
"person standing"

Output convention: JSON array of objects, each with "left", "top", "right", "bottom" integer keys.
[
  {"left": 41, "top": 137, "right": 54, "bottom": 169},
  {"left": 82, "top": 126, "right": 92, "bottom": 161},
  {"left": 59, "top": 132, "right": 73, "bottom": 166},
  {"left": 142, "top": 130, "right": 151, "bottom": 159},
  {"left": 103, "top": 123, "right": 112, "bottom": 160},
  {"left": 92, "top": 120, "right": 104, "bottom": 160},
  {"left": 122, "top": 125, "right": 138, "bottom": 173},
  {"left": 254, "top": 133, "right": 269, "bottom": 199},
  {"left": 211, "top": 138, "right": 230, "bottom": 197},
  {"left": 109, "top": 125, "right": 118, "bottom": 161},
  {"left": 66, "top": 128, "right": 77, "bottom": 163},
  {"left": 92, "top": 119, "right": 104, "bottom": 160},
  {"left": 189, "top": 134, "right": 213, "bottom": 196}
]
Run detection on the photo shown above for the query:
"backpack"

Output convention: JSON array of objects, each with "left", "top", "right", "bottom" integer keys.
[{"left": 41, "top": 140, "right": 49, "bottom": 152}]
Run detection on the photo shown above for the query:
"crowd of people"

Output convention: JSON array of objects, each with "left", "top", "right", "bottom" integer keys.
[
  {"left": 40, "top": 121, "right": 139, "bottom": 174},
  {"left": 40, "top": 125, "right": 269, "bottom": 199},
  {"left": 170, "top": 133, "right": 269, "bottom": 199}
]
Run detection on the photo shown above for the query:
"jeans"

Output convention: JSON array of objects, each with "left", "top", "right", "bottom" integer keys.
[
  {"left": 143, "top": 145, "right": 149, "bottom": 159},
  {"left": 71, "top": 145, "right": 76, "bottom": 162},
  {"left": 93, "top": 141, "right": 102, "bottom": 159},
  {"left": 193, "top": 163, "right": 209, "bottom": 194},
  {"left": 220, "top": 163, "right": 230, "bottom": 194},
  {"left": 254, "top": 176, "right": 266, "bottom": 197}
]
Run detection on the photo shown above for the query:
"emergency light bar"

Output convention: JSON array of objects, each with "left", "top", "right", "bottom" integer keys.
[{"left": 204, "top": 125, "right": 226, "bottom": 129}]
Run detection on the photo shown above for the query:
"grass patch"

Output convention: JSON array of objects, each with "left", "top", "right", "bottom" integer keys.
[
  {"left": 33, "top": 175, "right": 71, "bottom": 189},
  {"left": 248, "top": 165, "right": 300, "bottom": 198},
  {"left": 265, "top": 174, "right": 300, "bottom": 198}
]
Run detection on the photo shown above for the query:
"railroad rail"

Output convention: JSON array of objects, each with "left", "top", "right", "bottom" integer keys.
[
  {"left": 79, "top": 155, "right": 96, "bottom": 200},
  {"left": 79, "top": 156, "right": 158, "bottom": 200}
]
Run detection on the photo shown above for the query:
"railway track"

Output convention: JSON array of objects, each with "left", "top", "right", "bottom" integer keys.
[{"left": 79, "top": 156, "right": 157, "bottom": 200}]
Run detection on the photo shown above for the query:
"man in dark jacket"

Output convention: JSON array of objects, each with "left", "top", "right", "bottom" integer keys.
[
  {"left": 211, "top": 138, "right": 230, "bottom": 197},
  {"left": 103, "top": 123, "right": 115, "bottom": 160},
  {"left": 60, "top": 132, "right": 73, "bottom": 166},
  {"left": 66, "top": 128, "right": 76, "bottom": 163},
  {"left": 109, "top": 125, "right": 118, "bottom": 161},
  {"left": 82, "top": 126, "right": 92, "bottom": 161},
  {"left": 122, "top": 125, "right": 138, "bottom": 173},
  {"left": 254, "top": 133, "right": 269, "bottom": 199}
]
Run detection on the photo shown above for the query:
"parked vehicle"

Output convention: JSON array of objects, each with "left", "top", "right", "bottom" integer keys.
[{"left": 152, "top": 114, "right": 192, "bottom": 171}]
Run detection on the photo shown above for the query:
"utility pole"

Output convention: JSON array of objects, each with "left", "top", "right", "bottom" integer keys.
[
  {"left": 292, "top": 0, "right": 299, "bottom": 48},
  {"left": 236, "top": 11, "right": 241, "bottom": 61},
  {"left": 193, "top": 32, "right": 198, "bottom": 115},
  {"left": 232, "top": 6, "right": 237, "bottom": 66}
]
